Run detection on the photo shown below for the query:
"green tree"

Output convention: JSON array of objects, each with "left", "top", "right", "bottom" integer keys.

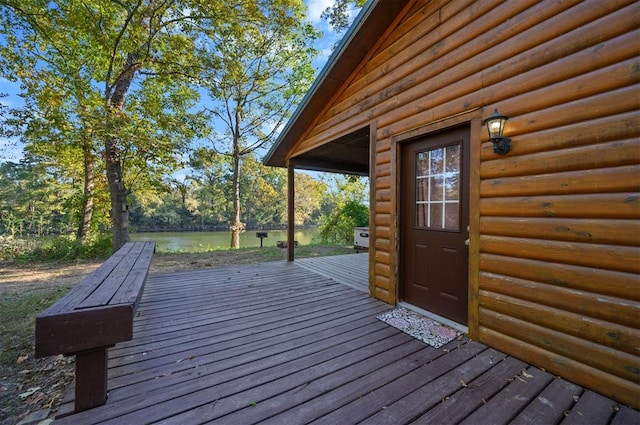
[
  {"left": 0, "top": 158, "right": 75, "bottom": 237},
  {"left": 0, "top": 0, "right": 216, "bottom": 250},
  {"left": 198, "top": 0, "right": 318, "bottom": 248},
  {"left": 0, "top": 93, "right": 16, "bottom": 139},
  {"left": 317, "top": 199, "right": 368, "bottom": 245},
  {"left": 240, "top": 154, "right": 287, "bottom": 228},
  {"left": 290, "top": 172, "right": 327, "bottom": 226},
  {"left": 11, "top": 77, "right": 105, "bottom": 244},
  {"left": 321, "top": 0, "right": 367, "bottom": 33},
  {"left": 315, "top": 175, "right": 369, "bottom": 244},
  {"left": 318, "top": 174, "right": 368, "bottom": 216},
  {"left": 188, "top": 147, "right": 233, "bottom": 229}
]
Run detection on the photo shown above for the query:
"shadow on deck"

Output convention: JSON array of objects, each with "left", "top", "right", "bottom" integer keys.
[{"left": 56, "top": 255, "right": 638, "bottom": 424}]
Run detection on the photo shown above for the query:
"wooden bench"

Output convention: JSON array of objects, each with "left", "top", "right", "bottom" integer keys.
[{"left": 35, "top": 241, "right": 155, "bottom": 413}]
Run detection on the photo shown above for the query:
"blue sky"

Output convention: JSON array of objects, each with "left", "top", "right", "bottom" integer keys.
[{"left": 0, "top": 0, "right": 360, "bottom": 164}]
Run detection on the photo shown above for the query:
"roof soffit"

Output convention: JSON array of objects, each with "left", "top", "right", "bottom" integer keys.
[{"left": 264, "top": 0, "right": 412, "bottom": 168}]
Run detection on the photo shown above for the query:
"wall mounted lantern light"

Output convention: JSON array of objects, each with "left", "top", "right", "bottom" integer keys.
[{"left": 483, "top": 109, "right": 511, "bottom": 155}]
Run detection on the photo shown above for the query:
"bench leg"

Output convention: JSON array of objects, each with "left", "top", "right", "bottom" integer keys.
[{"left": 75, "top": 348, "right": 108, "bottom": 412}]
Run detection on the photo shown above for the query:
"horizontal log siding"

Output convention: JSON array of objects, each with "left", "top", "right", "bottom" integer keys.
[{"left": 286, "top": 0, "right": 640, "bottom": 408}]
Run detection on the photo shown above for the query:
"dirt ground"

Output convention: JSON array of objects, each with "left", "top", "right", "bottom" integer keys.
[
  {"left": 0, "top": 247, "right": 351, "bottom": 424},
  {"left": 0, "top": 251, "right": 282, "bottom": 295}
]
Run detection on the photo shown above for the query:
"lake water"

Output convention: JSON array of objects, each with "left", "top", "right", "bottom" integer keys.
[{"left": 130, "top": 228, "right": 319, "bottom": 252}]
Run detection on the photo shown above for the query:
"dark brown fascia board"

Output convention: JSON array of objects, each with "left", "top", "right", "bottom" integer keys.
[{"left": 264, "top": 0, "right": 409, "bottom": 168}]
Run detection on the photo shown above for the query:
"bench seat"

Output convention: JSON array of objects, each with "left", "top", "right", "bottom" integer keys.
[{"left": 35, "top": 241, "right": 155, "bottom": 413}]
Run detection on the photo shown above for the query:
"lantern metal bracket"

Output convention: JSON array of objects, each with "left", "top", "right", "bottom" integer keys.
[{"left": 491, "top": 137, "right": 511, "bottom": 155}]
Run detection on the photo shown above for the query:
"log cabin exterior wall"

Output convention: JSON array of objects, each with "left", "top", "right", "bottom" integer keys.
[{"left": 278, "top": 0, "right": 640, "bottom": 408}]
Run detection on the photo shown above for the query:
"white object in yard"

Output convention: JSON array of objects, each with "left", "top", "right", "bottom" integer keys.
[{"left": 354, "top": 227, "right": 369, "bottom": 249}]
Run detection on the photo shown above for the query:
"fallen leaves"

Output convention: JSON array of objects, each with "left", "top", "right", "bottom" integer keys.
[
  {"left": 19, "top": 386, "right": 41, "bottom": 399},
  {"left": 176, "top": 355, "right": 197, "bottom": 363},
  {"left": 1, "top": 351, "right": 74, "bottom": 421}
]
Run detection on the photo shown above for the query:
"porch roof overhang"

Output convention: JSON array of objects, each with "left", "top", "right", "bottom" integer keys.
[
  {"left": 289, "top": 126, "right": 370, "bottom": 176},
  {"left": 263, "top": 0, "right": 409, "bottom": 174}
]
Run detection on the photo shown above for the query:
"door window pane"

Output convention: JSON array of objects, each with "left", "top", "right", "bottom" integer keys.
[
  {"left": 430, "top": 149, "right": 444, "bottom": 174},
  {"left": 429, "top": 204, "right": 443, "bottom": 228},
  {"left": 445, "top": 203, "right": 459, "bottom": 229},
  {"left": 417, "top": 152, "right": 429, "bottom": 175},
  {"left": 445, "top": 174, "right": 459, "bottom": 200},
  {"left": 430, "top": 176, "right": 443, "bottom": 200},
  {"left": 415, "top": 144, "right": 461, "bottom": 231},
  {"left": 417, "top": 178, "right": 428, "bottom": 202},
  {"left": 446, "top": 145, "right": 460, "bottom": 170}
]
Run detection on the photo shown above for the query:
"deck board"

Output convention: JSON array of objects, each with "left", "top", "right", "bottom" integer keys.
[
  {"left": 560, "top": 390, "right": 617, "bottom": 425},
  {"left": 409, "top": 355, "right": 526, "bottom": 425},
  {"left": 459, "top": 365, "right": 555, "bottom": 425},
  {"left": 55, "top": 256, "right": 638, "bottom": 424},
  {"left": 296, "top": 253, "right": 368, "bottom": 291},
  {"left": 510, "top": 378, "right": 583, "bottom": 425}
]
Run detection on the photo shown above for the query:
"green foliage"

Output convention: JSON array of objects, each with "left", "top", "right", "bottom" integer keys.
[
  {"left": 10, "top": 233, "right": 112, "bottom": 262},
  {"left": 316, "top": 174, "right": 368, "bottom": 219},
  {"left": 193, "top": 0, "right": 317, "bottom": 248},
  {"left": 127, "top": 170, "right": 367, "bottom": 242},
  {"left": 291, "top": 172, "right": 328, "bottom": 226},
  {"left": 0, "top": 160, "right": 76, "bottom": 237},
  {"left": 15, "top": 237, "right": 75, "bottom": 262},
  {"left": 312, "top": 174, "right": 369, "bottom": 245},
  {"left": 240, "top": 155, "right": 288, "bottom": 228},
  {"left": 316, "top": 199, "right": 369, "bottom": 245},
  {"left": 0, "top": 236, "right": 37, "bottom": 260},
  {"left": 128, "top": 153, "right": 330, "bottom": 232},
  {"left": 186, "top": 147, "right": 233, "bottom": 226},
  {"left": 0, "top": 93, "right": 17, "bottom": 138},
  {"left": 0, "top": 0, "right": 229, "bottom": 247},
  {"left": 76, "top": 233, "right": 113, "bottom": 259},
  {"left": 0, "top": 0, "right": 320, "bottom": 249},
  {"left": 321, "top": 0, "right": 368, "bottom": 33},
  {"left": 0, "top": 0, "right": 371, "bottom": 254}
]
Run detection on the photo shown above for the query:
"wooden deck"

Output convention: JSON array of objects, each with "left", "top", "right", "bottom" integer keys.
[
  {"left": 296, "top": 252, "right": 368, "bottom": 292},
  {"left": 55, "top": 257, "right": 639, "bottom": 424}
]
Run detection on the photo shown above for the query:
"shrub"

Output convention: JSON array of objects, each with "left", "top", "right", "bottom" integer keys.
[
  {"left": 315, "top": 200, "right": 369, "bottom": 245},
  {"left": 77, "top": 233, "right": 113, "bottom": 259},
  {"left": 0, "top": 236, "right": 37, "bottom": 260},
  {"left": 7, "top": 234, "right": 113, "bottom": 262}
]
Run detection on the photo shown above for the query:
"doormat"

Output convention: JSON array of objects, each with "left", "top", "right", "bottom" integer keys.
[{"left": 376, "top": 308, "right": 461, "bottom": 348}]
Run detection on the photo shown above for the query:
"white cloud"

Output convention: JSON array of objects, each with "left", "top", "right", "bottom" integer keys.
[{"left": 306, "top": 0, "right": 333, "bottom": 24}]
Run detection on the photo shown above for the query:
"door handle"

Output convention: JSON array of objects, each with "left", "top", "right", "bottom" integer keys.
[{"left": 464, "top": 239, "right": 469, "bottom": 246}]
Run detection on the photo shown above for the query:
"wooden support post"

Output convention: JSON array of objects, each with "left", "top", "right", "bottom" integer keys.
[
  {"left": 368, "top": 122, "right": 376, "bottom": 299},
  {"left": 287, "top": 162, "right": 295, "bottom": 262},
  {"left": 74, "top": 348, "right": 108, "bottom": 412}
]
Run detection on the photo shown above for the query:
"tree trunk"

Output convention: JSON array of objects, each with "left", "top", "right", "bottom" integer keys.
[
  {"left": 230, "top": 150, "right": 243, "bottom": 249},
  {"left": 106, "top": 136, "right": 129, "bottom": 251},
  {"left": 105, "top": 53, "right": 138, "bottom": 252},
  {"left": 76, "top": 144, "right": 95, "bottom": 245}
]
